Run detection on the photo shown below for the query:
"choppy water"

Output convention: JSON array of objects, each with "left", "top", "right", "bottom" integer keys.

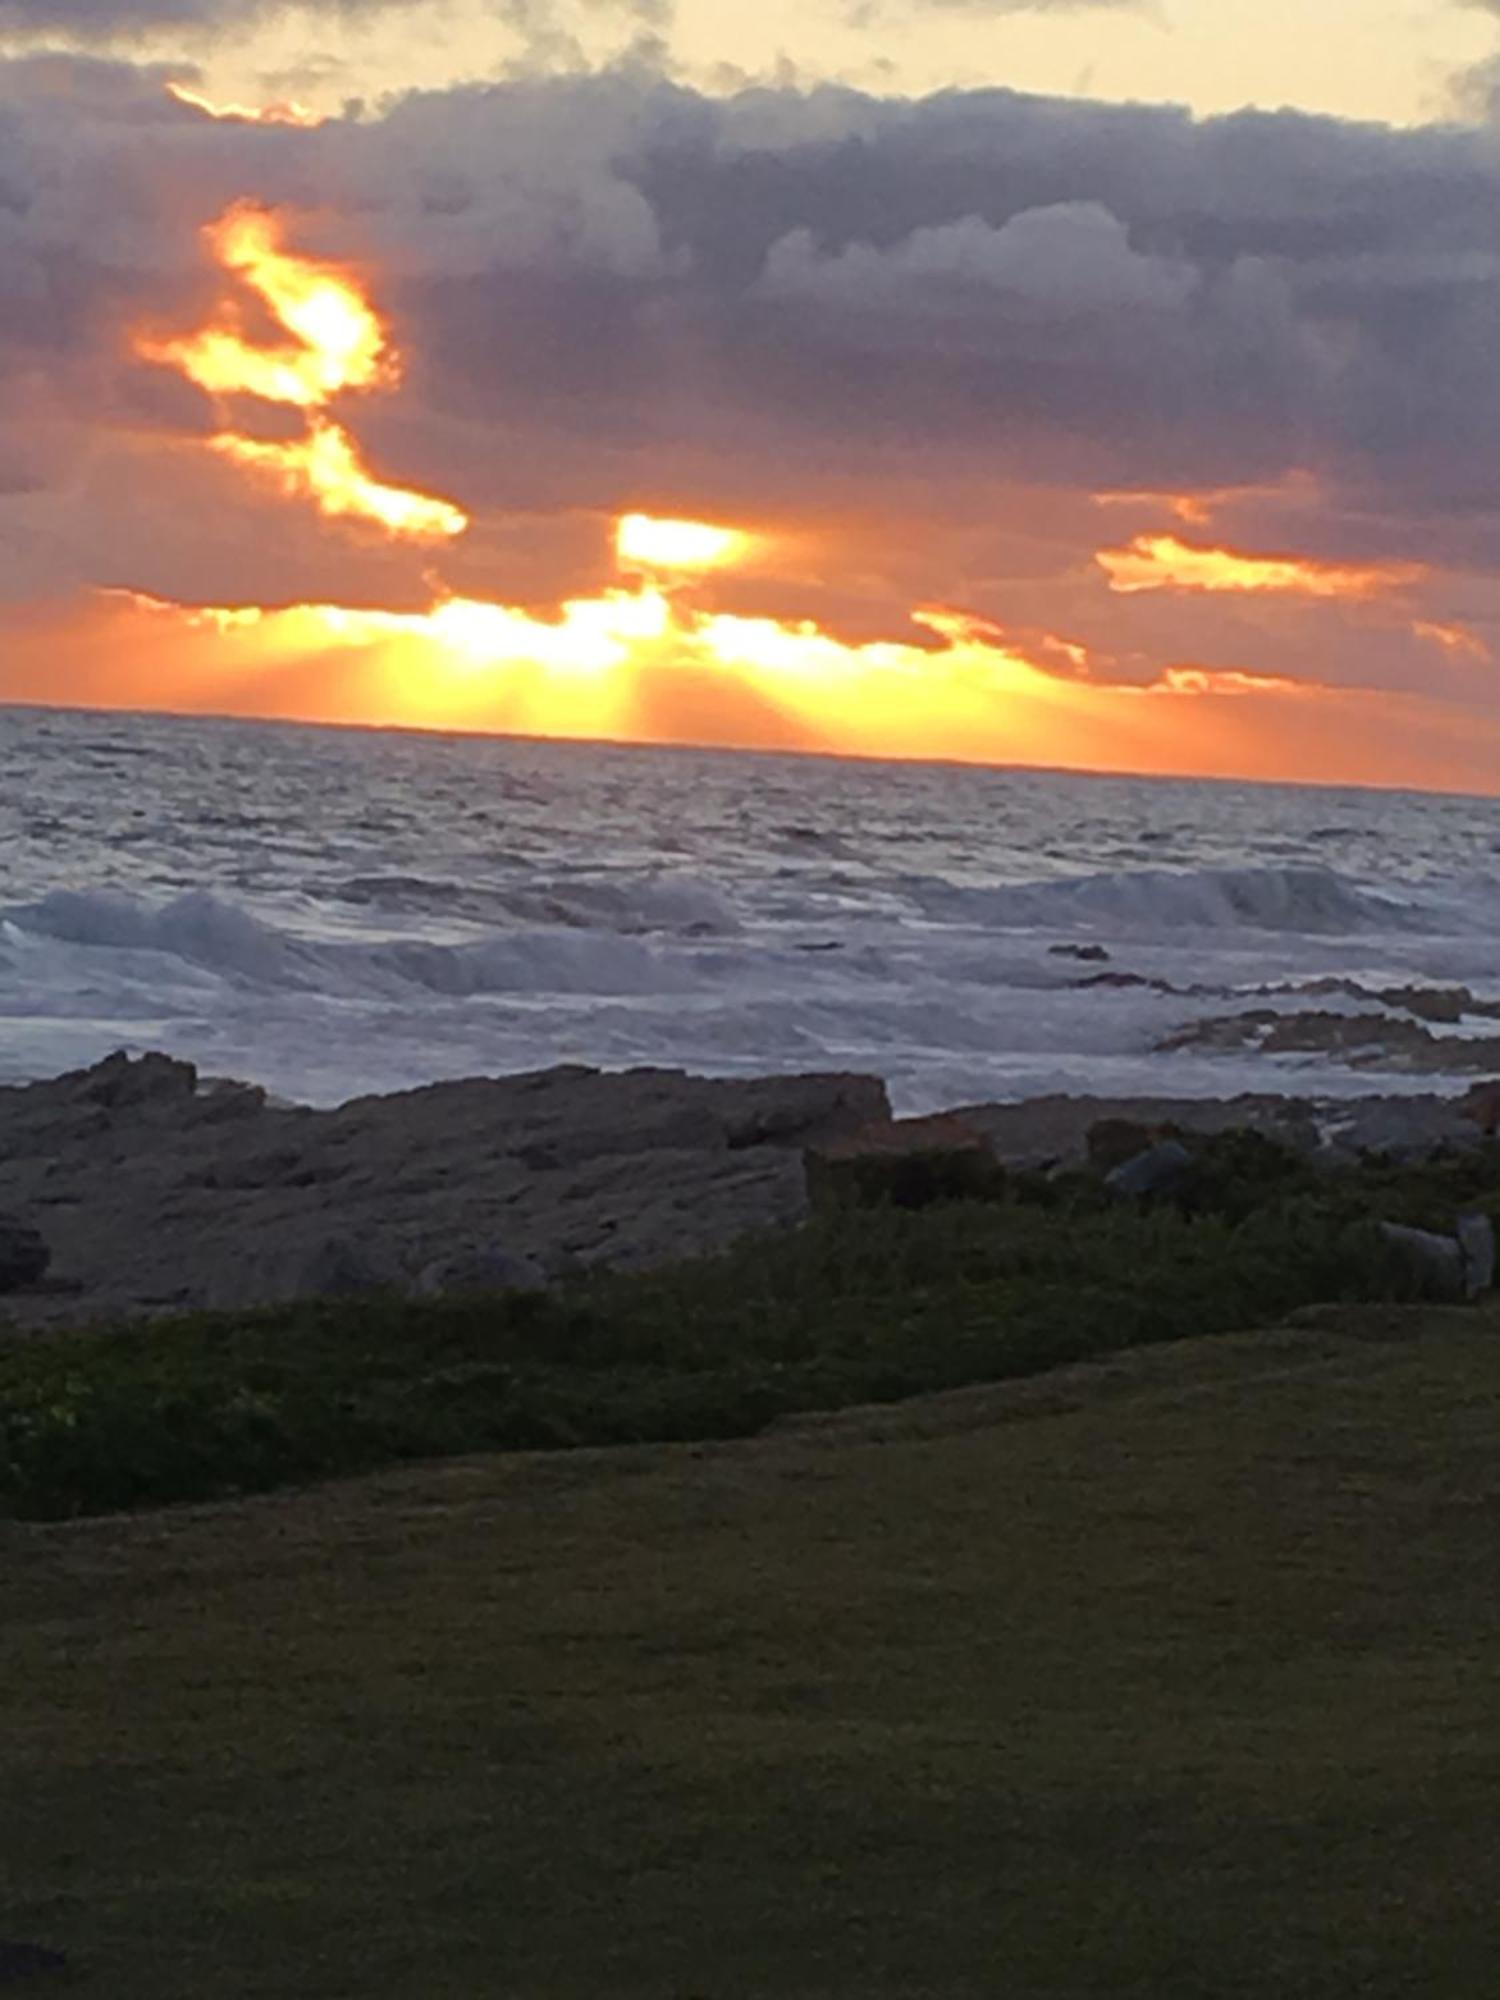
[{"left": 4, "top": 703, "right": 1500, "bottom": 1110}]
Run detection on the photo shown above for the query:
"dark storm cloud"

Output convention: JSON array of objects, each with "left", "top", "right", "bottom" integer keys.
[
  {"left": 4, "top": 55, "right": 1500, "bottom": 669},
  {"left": 328, "top": 77, "right": 1500, "bottom": 536}
]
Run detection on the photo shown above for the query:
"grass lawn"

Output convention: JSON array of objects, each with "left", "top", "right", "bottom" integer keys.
[{"left": 5, "top": 1304, "right": 1500, "bottom": 1997}]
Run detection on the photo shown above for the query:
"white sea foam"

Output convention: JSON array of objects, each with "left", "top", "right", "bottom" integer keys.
[
  {"left": 910, "top": 864, "right": 1435, "bottom": 937},
  {"left": 3, "top": 706, "right": 1500, "bottom": 1108}
]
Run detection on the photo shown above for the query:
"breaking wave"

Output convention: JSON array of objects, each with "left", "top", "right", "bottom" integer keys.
[
  {"left": 0, "top": 888, "right": 702, "bottom": 999},
  {"left": 914, "top": 864, "right": 1436, "bottom": 936},
  {"left": 6, "top": 706, "right": 1500, "bottom": 1108}
]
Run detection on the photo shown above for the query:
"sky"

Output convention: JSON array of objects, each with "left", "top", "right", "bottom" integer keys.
[{"left": 3, "top": 0, "right": 1500, "bottom": 788}]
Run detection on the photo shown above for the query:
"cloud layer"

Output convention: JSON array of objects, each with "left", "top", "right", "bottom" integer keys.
[
  {"left": 0, "top": 0, "right": 377, "bottom": 29},
  {"left": 3, "top": 53, "right": 1500, "bottom": 756}
]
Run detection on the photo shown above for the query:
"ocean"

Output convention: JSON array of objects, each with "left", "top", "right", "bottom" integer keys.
[{"left": 3, "top": 703, "right": 1498, "bottom": 1111}]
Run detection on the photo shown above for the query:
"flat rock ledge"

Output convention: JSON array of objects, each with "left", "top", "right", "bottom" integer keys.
[
  {"left": 0, "top": 1053, "right": 890, "bottom": 1329},
  {"left": 1, "top": 1053, "right": 1496, "bottom": 1331}
]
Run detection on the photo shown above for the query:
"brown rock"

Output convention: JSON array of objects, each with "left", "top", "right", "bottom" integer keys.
[
  {"left": 1086, "top": 1118, "right": 1160, "bottom": 1172},
  {"left": 807, "top": 1113, "right": 1004, "bottom": 1210},
  {"left": 1461, "top": 1081, "right": 1500, "bottom": 1135}
]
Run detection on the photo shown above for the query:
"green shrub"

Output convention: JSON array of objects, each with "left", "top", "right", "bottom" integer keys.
[{"left": 0, "top": 1152, "right": 1486, "bottom": 1521}]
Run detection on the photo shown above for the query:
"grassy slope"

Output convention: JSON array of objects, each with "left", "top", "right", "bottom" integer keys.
[{"left": 6, "top": 1306, "right": 1500, "bottom": 1998}]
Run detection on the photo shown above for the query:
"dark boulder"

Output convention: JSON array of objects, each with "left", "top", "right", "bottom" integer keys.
[
  {"left": 1460, "top": 1080, "right": 1500, "bottom": 1136},
  {"left": 283, "top": 1236, "right": 401, "bottom": 1302},
  {"left": 0, "top": 1215, "right": 50, "bottom": 1293},
  {"left": 1086, "top": 1118, "right": 1158, "bottom": 1172},
  {"left": 69, "top": 1049, "right": 198, "bottom": 1110},
  {"left": 1378, "top": 1222, "right": 1468, "bottom": 1301},
  {"left": 414, "top": 1247, "right": 549, "bottom": 1298},
  {"left": 1106, "top": 1141, "right": 1194, "bottom": 1201},
  {"left": 1459, "top": 1214, "right": 1496, "bottom": 1297},
  {"left": 807, "top": 1113, "right": 1006, "bottom": 1210}
]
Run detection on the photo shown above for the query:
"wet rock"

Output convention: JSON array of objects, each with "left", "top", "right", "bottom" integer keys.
[
  {"left": 414, "top": 1247, "right": 548, "bottom": 1298},
  {"left": 1050, "top": 943, "right": 1111, "bottom": 963},
  {"left": 1378, "top": 984, "right": 1473, "bottom": 1026},
  {"left": 1283, "top": 978, "right": 1484, "bottom": 1025},
  {"left": 1162, "top": 1008, "right": 1500, "bottom": 1076},
  {"left": 0, "top": 1215, "right": 50, "bottom": 1293},
  {"left": 1106, "top": 1140, "right": 1194, "bottom": 1200},
  {"left": 1075, "top": 971, "right": 1184, "bottom": 994}
]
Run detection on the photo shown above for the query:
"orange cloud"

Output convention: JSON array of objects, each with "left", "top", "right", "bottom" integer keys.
[
  {"left": 213, "top": 423, "right": 469, "bottom": 542},
  {"left": 1097, "top": 533, "right": 1424, "bottom": 600},
  {"left": 165, "top": 83, "right": 325, "bottom": 128},
  {"left": 1142, "top": 666, "right": 1313, "bottom": 699},
  {"left": 35, "top": 567, "right": 1483, "bottom": 798},
  {"left": 101, "top": 194, "right": 1498, "bottom": 797},
  {"left": 136, "top": 203, "right": 467, "bottom": 544},
  {"left": 1091, "top": 471, "right": 1320, "bottom": 529},
  {"left": 1413, "top": 618, "right": 1493, "bottom": 663}
]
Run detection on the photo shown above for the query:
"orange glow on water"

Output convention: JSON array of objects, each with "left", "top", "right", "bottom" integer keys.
[
  {"left": 136, "top": 204, "right": 467, "bottom": 543},
  {"left": 1097, "top": 534, "right": 1424, "bottom": 600}
]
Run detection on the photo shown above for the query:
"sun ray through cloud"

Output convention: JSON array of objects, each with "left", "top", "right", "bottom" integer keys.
[{"left": 106, "top": 178, "right": 1491, "bottom": 789}]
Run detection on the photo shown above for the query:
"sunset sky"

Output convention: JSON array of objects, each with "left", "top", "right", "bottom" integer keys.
[{"left": 4, "top": 0, "right": 1500, "bottom": 787}]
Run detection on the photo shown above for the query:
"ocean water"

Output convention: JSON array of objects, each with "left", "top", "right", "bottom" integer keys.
[{"left": 3, "top": 703, "right": 1500, "bottom": 1111}]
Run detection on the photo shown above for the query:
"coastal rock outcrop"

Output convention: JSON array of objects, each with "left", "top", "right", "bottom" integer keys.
[
  {"left": 6, "top": 1051, "right": 1500, "bottom": 1331},
  {"left": 1160, "top": 1005, "right": 1500, "bottom": 1076},
  {"left": 0, "top": 1054, "right": 891, "bottom": 1327}
]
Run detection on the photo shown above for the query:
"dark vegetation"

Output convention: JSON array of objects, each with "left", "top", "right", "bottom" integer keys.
[{"left": 5, "top": 1129, "right": 1500, "bottom": 1522}]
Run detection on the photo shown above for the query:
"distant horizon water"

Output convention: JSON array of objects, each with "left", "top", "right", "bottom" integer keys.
[
  {"left": 5, "top": 701, "right": 1500, "bottom": 1111},
  {"left": 9, "top": 697, "right": 1500, "bottom": 807}
]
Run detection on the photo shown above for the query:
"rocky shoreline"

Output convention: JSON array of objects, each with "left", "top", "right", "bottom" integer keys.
[{"left": 2, "top": 1052, "right": 1498, "bottom": 1330}]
